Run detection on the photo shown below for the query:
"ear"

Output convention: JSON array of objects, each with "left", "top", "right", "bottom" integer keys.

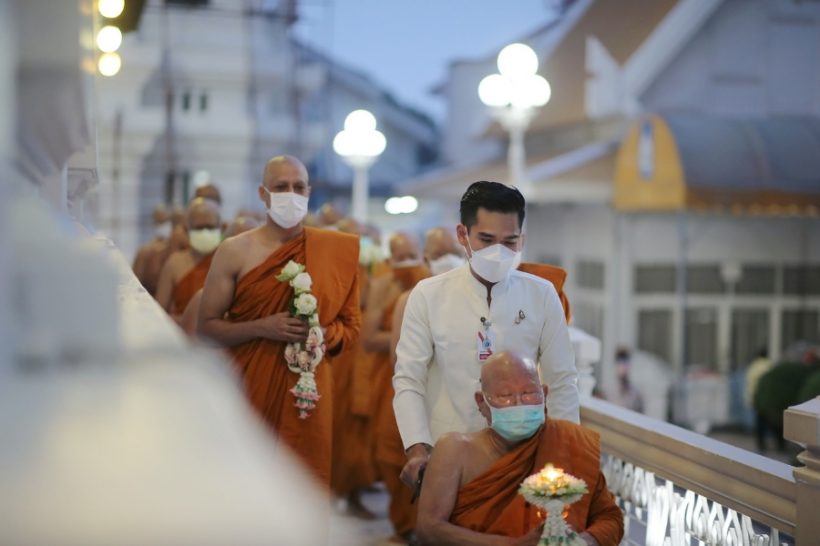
[
  {"left": 475, "top": 391, "right": 491, "bottom": 424},
  {"left": 258, "top": 185, "right": 268, "bottom": 207},
  {"left": 456, "top": 224, "right": 470, "bottom": 252}
]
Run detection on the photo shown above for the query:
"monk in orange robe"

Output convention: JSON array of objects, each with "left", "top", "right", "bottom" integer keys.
[
  {"left": 155, "top": 197, "right": 222, "bottom": 318},
  {"left": 198, "top": 155, "right": 360, "bottom": 486},
  {"left": 133, "top": 205, "right": 172, "bottom": 296},
  {"left": 518, "top": 263, "right": 571, "bottom": 322},
  {"left": 364, "top": 232, "right": 430, "bottom": 543},
  {"left": 417, "top": 352, "right": 623, "bottom": 546}
]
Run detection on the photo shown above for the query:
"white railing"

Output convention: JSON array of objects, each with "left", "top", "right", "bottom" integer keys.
[{"left": 580, "top": 395, "right": 820, "bottom": 545}]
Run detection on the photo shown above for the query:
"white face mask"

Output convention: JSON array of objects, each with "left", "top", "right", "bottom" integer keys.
[
  {"left": 266, "top": 190, "right": 309, "bottom": 229},
  {"left": 466, "top": 241, "right": 521, "bottom": 283},
  {"left": 429, "top": 253, "right": 465, "bottom": 276},
  {"left": 392, "top": 258, "right": 422, "bottom": 269},
  {"left": 154, "top": 221, "right": 172, "bottom": 239},
  {"left": 188, "top": 228, "right": 222, "bottom": 254}
]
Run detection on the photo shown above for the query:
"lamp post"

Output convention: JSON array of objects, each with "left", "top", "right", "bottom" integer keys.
[
  {"left": 478, "top": 43, "right": 551, "bottom": 197},
  {"left": 333, "top": 109, "right": 386, "bottom": 224}
]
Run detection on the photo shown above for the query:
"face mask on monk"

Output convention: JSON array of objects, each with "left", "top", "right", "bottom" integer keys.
[
  {"left": 483, "top": 396, "right": 545, "bottom": 442},
  {"left": 188, "top": 228, "right": 222, "bottom": 254},
  {"left": 429, "top": 253, "right": 465, "bottom": 276},
  {"left": 267, "top": 190, "right": 309, "bottom": 229}
]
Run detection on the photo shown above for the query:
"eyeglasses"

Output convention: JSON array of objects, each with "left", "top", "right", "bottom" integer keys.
[{"left": 483, "top": 390, "right": 543, "bottom": 408}]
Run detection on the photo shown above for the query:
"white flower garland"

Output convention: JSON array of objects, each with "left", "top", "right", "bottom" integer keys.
[{"left": 275, "top": 260, "right": 325, "bottom": 419}]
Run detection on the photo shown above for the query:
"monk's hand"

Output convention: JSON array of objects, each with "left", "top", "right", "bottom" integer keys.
[
  {"left": 400, "top": 443, "right": 431, "bottom": 489},
  {"left": 262, "top": 311, "right": 309, "bottom": 343},
  {"left": 509, "top": 524, "right": 543, "bottom": 546}
]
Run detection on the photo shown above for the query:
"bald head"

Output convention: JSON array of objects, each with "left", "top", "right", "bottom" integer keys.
[
  {"left": 389, "top": 232, "right": 421, "bottom": 264},
  {"left": 171, "top": 205, "right": 186, "bottom": 226},
  {"left": 337, "top": 217, "right": 363, "bottom": 235},
  {"left": 262, "top": 155, "right": 308, "bottom": 187},
  {"left": 194, "top": 183, "right": 222, "bottom": 205},
  {"left": 480, "top": 352, "right": 539, "bottom": 389},
  {"left": 424, "top": 227, "right": 461, "bottom": 262},
  {"left": 152, "top": 204, "right": 170, "bottom": 225},
  {"left": 224, "top": 215, "right": 260, "bottom": 238},
  {"left": 187, "top": 197, "right": 221, "bottom": 230},
  {"left": 319, "top": 203, "right": 342, "bottom": 227}
]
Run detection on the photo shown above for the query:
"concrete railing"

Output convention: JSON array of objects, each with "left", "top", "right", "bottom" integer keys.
[{"left": 580, "top": 395, "right": 820, "bottom": 545}]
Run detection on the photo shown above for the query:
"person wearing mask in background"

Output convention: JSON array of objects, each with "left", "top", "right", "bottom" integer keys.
[
  {"left": 393, "top": 181, "right": 578, "bottom": 492},
  {"left": 365, "top": 231, "right": 430, "bottom": 544},
  {"left": 133, "top": 204, "right": 172, "bottom": 296},
  {"left": 155, "top": 197, "right": 222, "bottom": 319},
  {"left": 197, "top": 155, "right": 360, "bottom": 487}
]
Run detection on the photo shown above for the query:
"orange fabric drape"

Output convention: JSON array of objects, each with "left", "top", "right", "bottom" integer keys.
[
  {"left": 451, "top": 420, "right": 623, "bottom": 546},
  {"left": 172, "top": 253, "right": 214, "bottom": 315},
  {"left": 517, "top": 262, "right": 572, "bottom": 323},
  {"left": 228, "top": 228, "right": 360, "bottom": 486}
]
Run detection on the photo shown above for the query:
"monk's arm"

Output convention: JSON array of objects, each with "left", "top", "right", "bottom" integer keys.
[
  {"left": 538, "top": 286, "right": 580, "bottom": 423},
  {"left": 197, "top": 242, "right": 304, "bottom": 346},
  {"left": 389, "top": 292, "right": 410, "bottom": 363},
  {"left": 132, "top": 247, "right": 147, "bottom": 281},
  {"left": 155, "top": 254, "right": 177, "bottom": 312},
  {"left": 322, "top": 268, "right": 361, "bottom": 356},
  {"left": 417, "top": 436, "right": 515, "bottom": 546},
  {"left": 581, "top": 473, "right": 623, "bottom": 546},
  {"left": 361, "top": 276, "right": 393, "bottom": 352}
]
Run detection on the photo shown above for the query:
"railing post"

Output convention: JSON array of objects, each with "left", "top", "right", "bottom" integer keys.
[
  {"left": 784, "top": 396, "right": 820, "bottom": 546},
  {"left": 568, "top": 327, "right": 601, "bottom": 397}
]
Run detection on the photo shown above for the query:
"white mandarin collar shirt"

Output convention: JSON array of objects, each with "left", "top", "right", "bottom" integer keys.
[{"left": 393, "top": 263, "right": 579, "bottom": 449}]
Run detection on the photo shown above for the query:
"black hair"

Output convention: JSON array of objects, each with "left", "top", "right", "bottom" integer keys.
[{"left": 459, "top": 181, "right": 525, "bottom": 230}]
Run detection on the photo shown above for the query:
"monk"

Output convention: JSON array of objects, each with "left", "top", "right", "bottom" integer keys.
[
  {"left": 179, "top": 215, "right": 260, "bottom": 338},
  {"left": 366, "top": 231, "right": 430, "bottom": 544},
  {"left": 155, "top": 197, "right": 222, "bottom": 319},
  {"left": 329, "top": 216, "right": 379, "bottom": 518},
  {"left": 416, "top": 352, "right": 624, "bottom": 546},
  {"left": 197, "top": 155, "right": 360, "bottom": 486},
  {"left": 132, "top": 205, "right": 172, "bottom": 296},
  {"left": 194, "top": 182, "right": 222, "bottom": 205}
]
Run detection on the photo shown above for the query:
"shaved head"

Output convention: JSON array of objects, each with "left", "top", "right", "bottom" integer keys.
[
  {"left": 389, "top": 231, "right": 421, "bottom": 263},
  {"left": 171, "top": 205, "right": 186, "bottom": 226},
  {"left": 224, "top": 215, "right": 260, "bottom": 238},
  {"left": 152, "top": 204, "right": 170, "bottom": 225},
  {"left": 194, "top": 183, "right": 222, "bottom": 205},
  {"left": 319, "top": 203, "right": 342, "bottom": 227},
  {"left": 337, "top": 217, "right": 363, "bottom": 235},
  {"left": 262, "top": 155, "right": 308, "bottom": 187},
  {"left": 187, "top": 197, "right": 221, "bottom": 230},
  {"left": 424, "top": 227, "right": 461, "bottom": 262},
  {"left": 480, "top": 351, "right": 539, "bottom": 390}
]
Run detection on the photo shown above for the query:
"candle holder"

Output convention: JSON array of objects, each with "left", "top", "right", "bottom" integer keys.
[{"left": 519, "top": 464, "right": 588, "bottom": 546}]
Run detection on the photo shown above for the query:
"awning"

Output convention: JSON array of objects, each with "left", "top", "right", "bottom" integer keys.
[{"left": 614, "top": 115, "right": 820, "bottom": 214}]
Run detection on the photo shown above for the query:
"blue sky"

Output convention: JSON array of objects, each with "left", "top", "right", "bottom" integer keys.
[{"left": 293, "top": 0, "right": 558, "bottom": 123}]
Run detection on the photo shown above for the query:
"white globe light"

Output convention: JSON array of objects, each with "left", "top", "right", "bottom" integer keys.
[
  {"left": 478, "top": 74, "right": 511, "bottom": 107},
  {"left": 526, "top": 75, "right": 552, "bottom": 107},
  {"left": 344, "top": 109, "right": 377, "bottom": 131},
  {"left": 400, "top": 196, "right": 418, "bottom": 214},
  {"left": 385, "top": 197, "right": 403, "bottom": 215},
  {"left": 332, "top": 131, "right": 354, "bottom": 157},
  {"left": 96, "top": 25, "right": 122, "bottom": 53},
  {"left": 497, "top": 43, "right": 538, "bottom": 78},
  {"left": 99, "top": 0, "right": 125, "bottom": 18},
  {"left": 98, "top": 52, "right": 121, "bottom": 77}
]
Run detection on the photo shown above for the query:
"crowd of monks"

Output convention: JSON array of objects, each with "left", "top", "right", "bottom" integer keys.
[{"left": 132, "top": 155, "right": 622, "bottom": 546}]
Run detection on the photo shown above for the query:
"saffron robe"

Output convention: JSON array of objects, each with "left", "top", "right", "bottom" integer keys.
[
  {"left": 370, "top": 265, "right": 430, "bottom": 534},
  {"left": 171, "top": 253, "right": 215, "bottom": 315},
  {"left": 517, "top": 262, "right": 571, "bottom": 323},
  {"left": 228, "top": 228, "right": 360, "bottom": 486},
  {"left": 451, "top": 419, "right": 624, "bottom": 546}
]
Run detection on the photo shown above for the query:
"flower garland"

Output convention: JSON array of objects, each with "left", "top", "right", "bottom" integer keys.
[
  {"left": 519, "top": 464, "right": 589, "bottom": 546},
  {"left": 519, "top": 464, "right": 589, "bottom": 500},
  {"left": 275, "top": 260, "right": 325, "bottom": 419}
]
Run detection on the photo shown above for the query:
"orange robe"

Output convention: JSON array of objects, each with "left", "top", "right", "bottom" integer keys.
[
  {"left": 451, "top": 420, "right": 624, "bottom": 546},
  {"left": 518, "top": 262, "right": 571, "bottom": 322},
  {"left": 370, "top": 265, "right": 430, "bottom": 535},
  {"left": 228, "top": 228, "right": 360, "bottom": 486},
  {"left": 171, "top": 253, "right": 215, "bottom": 315}
]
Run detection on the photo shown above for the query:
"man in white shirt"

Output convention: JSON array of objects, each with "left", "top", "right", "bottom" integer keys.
[{"left": 393, "top": 181, "right": 579, "bottom": 488}]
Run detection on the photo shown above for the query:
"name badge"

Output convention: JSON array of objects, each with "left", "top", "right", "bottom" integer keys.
[{"left": 477, "top": 330, "right": 494, "bottom": 362}]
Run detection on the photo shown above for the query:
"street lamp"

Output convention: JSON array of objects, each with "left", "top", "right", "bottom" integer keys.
[
  {"left": 333, "top": 109, "right": 386, "bottom": 224},
  {"left": 478, "top": 43, "right": 551, "bottom": 197}
]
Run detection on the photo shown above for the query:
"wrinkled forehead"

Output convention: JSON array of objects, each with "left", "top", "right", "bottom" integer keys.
[{"left": 263, "top": 159, "right": 309, "bottom": 185}]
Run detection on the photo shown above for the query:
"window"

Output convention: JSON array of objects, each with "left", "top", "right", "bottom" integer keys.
[
  {"left": 731, "top": 309, "right": 769, "bottom": 370},
  {"left": 573, "top": 302, "right": 604, "bottom": 340},
  {"left": 637, "top": 309, "right": 673, "bottom": 364},
  {"left": 686, "top": 265, "right": 725, "bottom": 294},
  {"left": 537, "top": 255, "right": 562, "bottom": 267},
  {"left": 685, "top": 308, "right": 718, "bottom": 369},
  {"left": 736, "top": 265, "right": 776, "bottom": 295},
  {"left": 181, "top": 170, "right": 191, "bottom": 203},
  {"left": 181, "top": 91, "right": 191, "bottom": 112},
  {"left": 577, "top": 260, "right": 605, "bottom": 290},
  {"left": 199, "top": 92, "right": 208, "bottom": 112},
  {"left": 783, "top": 265, "right": 820, "bottom": 296},
  {"left": 635, "top": 265, "right": 676, "bottom": 294},
  {"left": 781, "top": 309, "right": 820, "bottom": 352}
]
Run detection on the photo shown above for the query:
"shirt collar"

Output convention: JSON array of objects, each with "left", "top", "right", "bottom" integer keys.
[{"left": 461, "top": 261, "right": 512, "bottom": 301}]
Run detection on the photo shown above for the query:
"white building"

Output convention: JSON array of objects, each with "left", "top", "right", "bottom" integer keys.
[{"left": 400, "top": 0, "right": 820, "bottom": 424}]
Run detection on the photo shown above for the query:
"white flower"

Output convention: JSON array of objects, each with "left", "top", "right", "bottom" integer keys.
[
  {"left": 294, "top": 293, "right": 318, "bottom": 316},
  {"left": 280, "top": 260, "right": 303, "bottom": 280},
  {"left": 291, "top": 272, "right": 312, "bottom": 294}
]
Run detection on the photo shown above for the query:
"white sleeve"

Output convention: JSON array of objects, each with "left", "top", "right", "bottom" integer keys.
[
  {"left": 392, "top": 286, "right": 435, "bottom": 449},
  {"left": 538, "top": 285, "right": 580, "bottom": 423}
]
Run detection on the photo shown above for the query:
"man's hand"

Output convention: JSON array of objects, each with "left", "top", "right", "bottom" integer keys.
[
  {"left": 401, "top": 443, "right": 432, "bottom": 488},
  {"left": 578, "top": 532, "right": 598, "bottom": 546},
  {"left": 259, "top": 311, "right": 309, "bottom": 343}
]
